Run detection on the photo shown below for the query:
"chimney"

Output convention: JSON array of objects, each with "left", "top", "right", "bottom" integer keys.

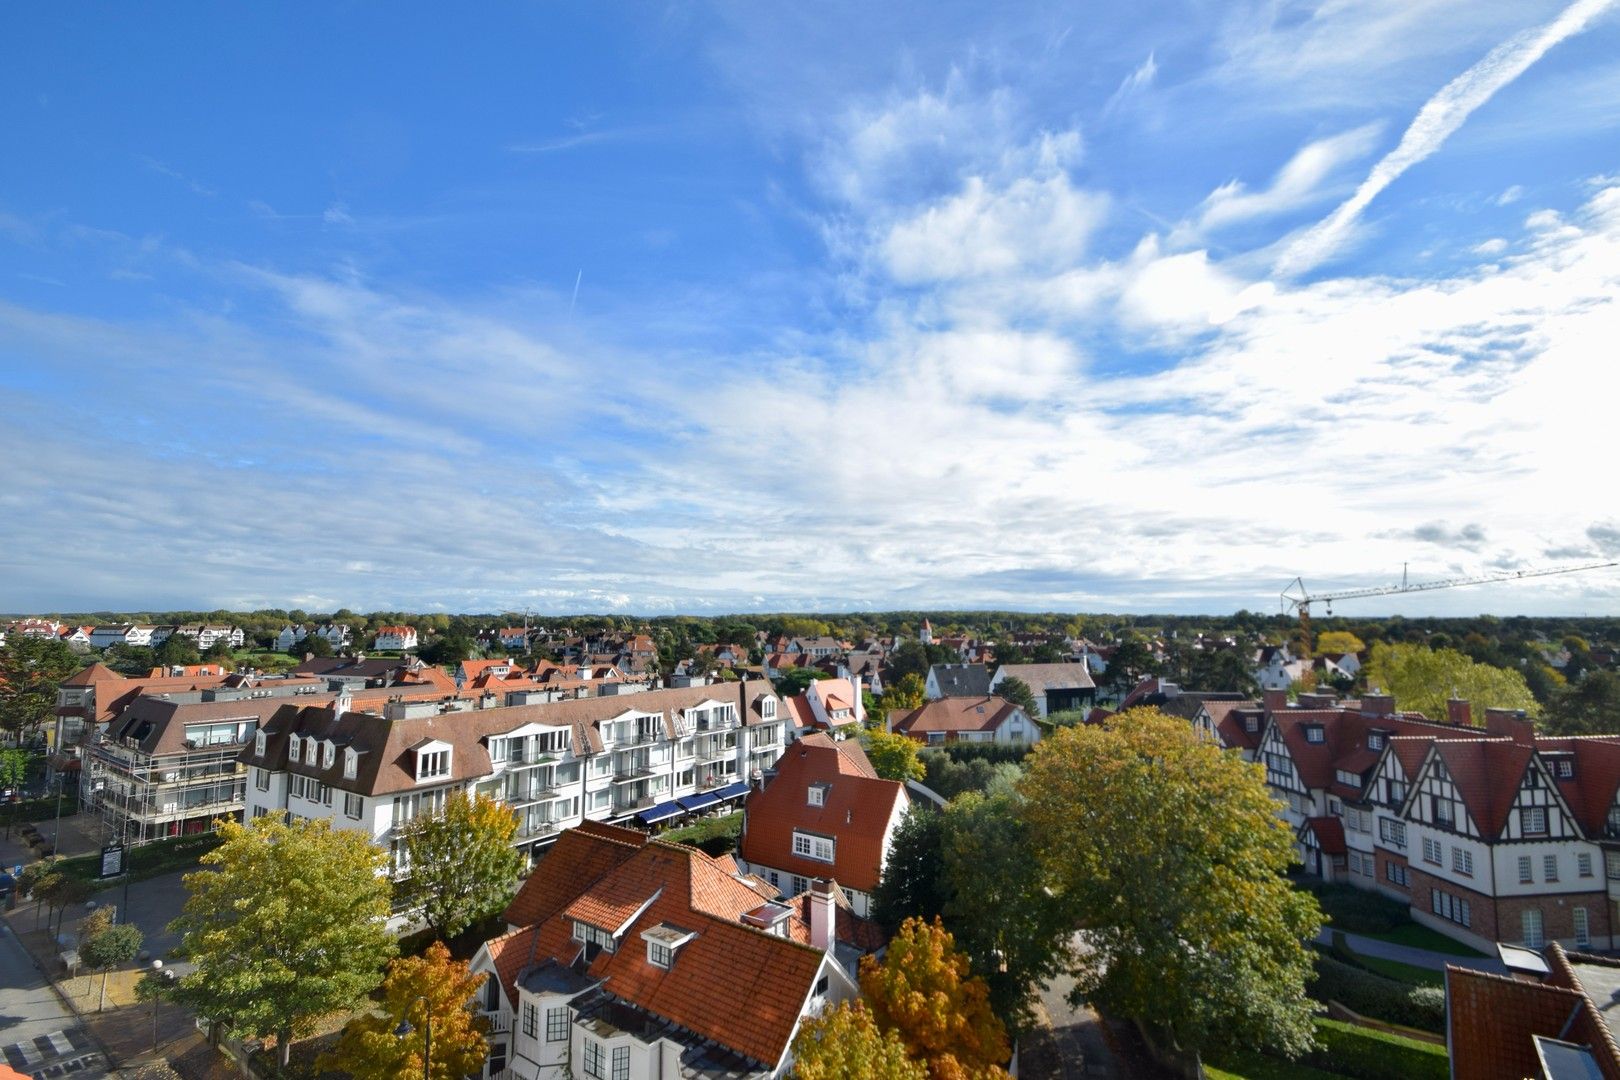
[
  {"left": 1446, "top": 699, "right": 1472, "bottom": 727},
  {"left": 1262, "top": 689, "right": 1289, "bottom": 715},
  {"left": 335, "top": 689, "right": 353, "bottom": 716},
  {"left": 1485, "top": 708, "right": 1534, "bottom": 746},
  {"left": 808, "top": 878, "right": 836, "bottom": 952},
  {"left": 1298, "top": 693, "right": 1338, "bottom": 709},
  {"left": 1361, "top": 692, "right": 1394, "bottom": 718}
]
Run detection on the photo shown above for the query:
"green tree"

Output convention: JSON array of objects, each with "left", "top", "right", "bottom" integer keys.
[
  {"left": 1314, "top": 631, "right": 1366, "bottom": 656},
  {"left": 317, "top": 941, "right": 491, "bottom": 1080},
  {"left": 1020, "top": 709, "right": 1322, "bottom": 1060},
  {"left": 0, "top": 637, "right": 81, "bottom": 743},
  {"left": 153, "top": 634, "right": 201, "bottom": 667},
  {"left": 168, "top": 815, "right": 394, "bottom": 1067},
  {"left": 1183, "top": 649, "right": 1259, "bottom": 696},
  {"left": 940, "top": 792, "right": 1066, "bottom": 1035},
  {"left": 1102, "top": 639, "right": 1157, "bottom": 696},
  {"left": 290, "top": 634, "right": 334, "bottom": 658},
  {"left": 878, "top": 673, "right": 926, "bottom": 716},
  {"left": 872, "top": 810, "right": 949, "bottom": 936},
  {"left": 1363, "top": 642, "right": 1538, "bottom": 720},
  {"left": 792, "top": 1000, "right": 927, "bottom": 1080},
  {"left": 864, "top": 730, "right": 925, "bottom": 783},
  {"left": 416, "top": 635, "right": 473, "bottom": 665},
  {"left": 398, "top": 792, "right": 525, "bottom": 940},
  {"left": 861, "top": 917, "right": 1011, "bottom": 1079},
  {"left": 1544, "top": 671, "right": 1620, "bottom": 736},
  {"left": 79, "top": 906, "right": 143, "bottom": 1012},
  {"left": 993, "top": 677, "right": 1039, "bottom": 721},
  {"left": 0, "top": 748, "right": 28, "bottom": 837},
  {"left": 777, "top": 667, "right": 833, "bottom": 697}
]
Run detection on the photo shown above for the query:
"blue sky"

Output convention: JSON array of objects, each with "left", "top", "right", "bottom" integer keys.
[{"left": 3, "top": 1, "right": 1620, "bottom": 617}]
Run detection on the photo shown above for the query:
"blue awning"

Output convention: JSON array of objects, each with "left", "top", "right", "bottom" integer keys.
[
  {"left": 714, "top": 781, "right": 751, "bottom": 801},
  {"left": 637, "top": 800, "right": 684, "bottom": 826},
  {"left": 678, "top": 792, "right": 722, "bottom": 812}
]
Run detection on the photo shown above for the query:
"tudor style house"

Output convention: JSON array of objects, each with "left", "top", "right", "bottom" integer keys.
[
  {"left": 1249, "top": 690, "right": 1620, "bottom": 953},
  {"left": 736, "top": 734, "right": 909, "bottom": 918},
  {"left": 469, "top": 821, "right": 859, "bottom": 1080},
  {"left": 238, "top": 681, "right": 787, "bottom": 872}
]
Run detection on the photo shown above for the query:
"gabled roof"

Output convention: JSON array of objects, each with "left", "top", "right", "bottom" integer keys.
[
  {"left": 489, "top": 828, "right": 832, "bottom": 1068},
  {"left": 1427, "top": 738, "right": 1535, "bottom": 840},
  {"left": 1301, "top": 816, "right": 1346, "bottom": 855},
  {"left": 892, "top": 695, "right": 1021, "bottom": 736},
  {"left": 927, "top": 663, "right": 991, "bottom": 697},
  {"left": 995, "top": 662, "right": 1096, "bottom": 692},
  {"left": 1447, "top": 959, "right": 1620, "bottom": 1080},
  {"left": 739, "top": 734, "right": 905, "bottom": 893},
  {"left": 60, "top": 661, "right": 124, "bottom": 687}
]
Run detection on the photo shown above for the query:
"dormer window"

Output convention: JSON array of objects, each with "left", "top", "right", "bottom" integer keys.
[
  {"left": 808, "top": 783, "right": 827, "bottom": 807},
  {"left": 1305, "top": 726, "right": 1325, "bottom": 744},
  {"left": 1367, "top": 732, "right": 1385, "bottom": 751},
  {"left": 792, "top": 830, "right": 835, "bottom": 863},
  {"left": 322, "top": 742, "right": 335, "bottom": 769},
  {"left": 572, "top": 920, "right": 616, "bottom": 954},
  {"left": 344, "top": 748, "right": 358, "bottom": 780},
  {"left": 640, "top": 924, "right": 695, "bottom": 969},
  {"left": 1245, "top": 717, "right": 1258, "bottom": 733},
  {"left": 762, "top": 698, "right": 776, "bottom": 720},
  {"left": 255, "top": 731, "right": 266, "bottom": 756},
  {"left": 414, "top": 742, "right": 452, "bottom": 781},
  {"left": 288, "top": 735, "right": 302, "bottom": 763}
]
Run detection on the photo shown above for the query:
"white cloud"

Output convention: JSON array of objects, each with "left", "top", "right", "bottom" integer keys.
[
  {"left": 1474, "top": 237, "right": 1509, "bottom": 255},
  {"left": 880, "top": 174, "right": 1108, "bottom": 283},
  {"left": 1186, "top": 124, "right": 1384, "bottom": 236},
  {"left": 1101, "top": 52, "right": 1158, "bottom": 117},
  {"left": 1497, "top": 184, "right": 1526, "bottom": 205},
  {"left": 1276, "top": 0, "right": 1618, "bottom": 277}
]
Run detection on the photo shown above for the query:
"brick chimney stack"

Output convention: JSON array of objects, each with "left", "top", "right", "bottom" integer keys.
[
  {"left": 1447, "top": 699, "right": 1472, "bottom": 727},
  {"left": 1361, "top": 691, "right": 1395, "bottom": 718},
  {"left": 1485, "top": 708, "right": 1535, "bottom": 746},
  {"left": 808, "top": 878, "right": 836, "bottom": 952},
  {"left": 1263, "top": 689, "right": 1289, "bottom": 715}
]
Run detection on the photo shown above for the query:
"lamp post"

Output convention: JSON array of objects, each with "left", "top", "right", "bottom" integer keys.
[
  {"left": 150, "top": 960, "right": 163, "bottom": 1050},
  {"left": 394, "top": 995, "right": 431, "bottom": 1080}
]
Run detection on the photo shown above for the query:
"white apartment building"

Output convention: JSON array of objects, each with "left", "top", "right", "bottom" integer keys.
[{"left": 239, "top": 681, "right": 788, "bottom": 873}]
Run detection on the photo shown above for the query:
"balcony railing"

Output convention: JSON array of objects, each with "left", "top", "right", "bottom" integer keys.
[
  {"left": 611, "top": 767, "right": 654, "bottom": 784},
  {"left": 613, "top": 794, "right": 655, "bottom": 813},
  {"left": 483, "top": 1010, "right": 511, "bottom": 1034},
  {"left": 505, "top": 785, "right": 559, "bottom": 807},
  {"left": 517, "top": 820, "right": 558, "bottom": 840}
]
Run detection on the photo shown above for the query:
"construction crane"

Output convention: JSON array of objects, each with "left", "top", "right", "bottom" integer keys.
[{"left": 1281, "top": 561, "right": 1619, "bottom": 639}]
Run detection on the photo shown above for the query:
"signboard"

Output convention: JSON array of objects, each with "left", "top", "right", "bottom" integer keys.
[{"left": 99, "top": 844, "right": 125, "bottom": 879}]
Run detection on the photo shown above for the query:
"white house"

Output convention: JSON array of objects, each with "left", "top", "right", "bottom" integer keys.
[
  {"left": 889, "top": 696, "right": 1039, "bottom": 745},
  {"left": 275, "top": 625, "right": 309, "bottom": 651},
  {"left": 988, "top": 662, "right": 1096, "bottom": 717},
  {"left": 1254, "top": 645, "right": 1308, "bottom": 691},
  {"left": 373, "top": 625, "right": 419, "bottom": 651}
]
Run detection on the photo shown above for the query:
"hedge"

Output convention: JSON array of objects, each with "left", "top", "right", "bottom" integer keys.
[
  {"left": 932, "top": 742, "right": 1032, "bottom": 765},
  {"left": 1300, "top": 1018, "right": 1447, "bottom": 1080},
  {"left": 1311, "top": 954, "right": 1445, "bottom": 1033},
  {"left": 1300, "top": 881, "right": 1410, "bottom": 934}
]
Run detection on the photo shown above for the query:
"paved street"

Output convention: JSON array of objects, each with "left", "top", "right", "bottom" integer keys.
[
  {"left": 1315, "top": 928, "right": 1507, "bottom": 974},
  {"left": 0, "top": 919, "right": 110, "bottom": 1079}
]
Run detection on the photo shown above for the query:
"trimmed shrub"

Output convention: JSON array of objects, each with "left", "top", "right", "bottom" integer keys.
[
  {"left": 1299, "top": 881, "right": 1409, "bottom": 934},
  {"left": 1311, "top": 954, "right": 1445, "bottom": 1033},
  {"left": 934, "top": 742, "right": 1031, "bottom": 765}
]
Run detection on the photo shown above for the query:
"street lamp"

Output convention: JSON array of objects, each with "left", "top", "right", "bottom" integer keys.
[
  {"left": 394, "top": 994, "right": 431, "bottom": 1080},
  {"left": 150, "top": 960, "right": 163, "bottom": 1050}
]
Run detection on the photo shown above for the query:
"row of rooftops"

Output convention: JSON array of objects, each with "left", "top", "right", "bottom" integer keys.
[{"left": 1210, "top": 687, "right": 1620, "bottom": 844}]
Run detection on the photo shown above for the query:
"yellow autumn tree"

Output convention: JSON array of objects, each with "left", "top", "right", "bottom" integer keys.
[
  {"left": 1314, "top": 630, "right": 1365, "bottom": 656},
  {"left": 317, "top": 941, "right": 490, "bottom": 1080},
  {"left": 859, "top": 917, "right": 1010, "bottom": 1080},
  {"left": 792, "top": 1000, "right": 926, "bottom": 1080}
]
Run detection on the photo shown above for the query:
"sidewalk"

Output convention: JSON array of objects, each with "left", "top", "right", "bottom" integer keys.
[{"left": 1315, "top": 928, "right": 1506, "bottom": 973}]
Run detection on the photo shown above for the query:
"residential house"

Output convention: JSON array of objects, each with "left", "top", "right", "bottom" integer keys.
[
  {"left": 781, "top": 677, "right": 864, "bottom": 740},
  {"left": 924, "top": 663, "right": 991, "bottom": 700},
  {"left": 1253, "top": 644, "right": 1308, "bottom": 691},
  {"left": 89, "top": 625, "right": 148, "bottom": 649},
  {"left": 736, "top": 734, "right": 909, "bottom": 918},
  {"left": 988, "top": 662, "right": 1096, "bottom": 717},
  {"left": 313, "top": 623, "right": 350, "bottom": 649},
  {"left": 373, "top": 625, "right": 419, "bottom": 651},
  {"left": 786, "top": 637, "right": 844, "bottom": 660},
  {"left": 499, "top": 627, "right": 532, "bottom": 651},
  {"left": 889, "top": 696, "right": 1039, "bottom": 746},
  {"left": 275, "top": 625, "right": 310, "bottom": 651},
  {"left": 1256, "top": 691, "right": 1620, "bottom": 953},
  {"left": 468, "top": 821, "right": 858, "bottom": 1079}
]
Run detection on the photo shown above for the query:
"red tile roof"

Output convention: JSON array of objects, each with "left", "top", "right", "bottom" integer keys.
[
  {"left": 738, "top": 733, "right": 906, "bottom": 893},
  {"left": 1302, "top": 816, "right": 1346, "bottom": 855},
  {"left": 1446, "top": 962, "right": 1620, "bottom": 1080},
  {"left": 489, "top": 826, "right": 833, "bottom": 1068},
  {"left": 892, "top": 695, "right": 1021, "bottom": 738}
]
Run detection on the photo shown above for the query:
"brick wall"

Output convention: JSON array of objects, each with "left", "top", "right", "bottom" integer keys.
[
  {"left": 1408, "top": 864, "right": 1612, "bottom": 947},
  {"left": 1374, "top": 848, "right": 1412, "bottom": 900}
]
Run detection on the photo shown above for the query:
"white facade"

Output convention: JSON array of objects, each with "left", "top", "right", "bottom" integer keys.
[{"left": 374, "top": 627, "right": 420, "bottom": 651}]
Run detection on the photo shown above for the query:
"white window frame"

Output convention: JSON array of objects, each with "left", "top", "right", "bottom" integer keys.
[{"left": 792, "top": 830, "right": 835, "bottom": 864}]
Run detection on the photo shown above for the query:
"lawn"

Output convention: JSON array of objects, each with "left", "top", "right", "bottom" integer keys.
[
  {"left": 1206, "top": 1018, "right": 1447, "bottom": 1080},
  {"left": 660, "top": 811, "right": 743, "bottom": 856},
  {"left": 1352, "top": 952, "right": 1445, "bottom": 987},
  {"left": 1361, "top": 921, "right": 1486, "bottom": 957}
]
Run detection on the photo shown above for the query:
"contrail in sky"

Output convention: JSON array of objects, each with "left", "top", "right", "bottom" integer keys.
[
  {"left": 570, "top": 269, "right": 582, "bottom": 317},
  {"left": 1275, "top": 0, "right": 1618, "bottom": 278}
]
